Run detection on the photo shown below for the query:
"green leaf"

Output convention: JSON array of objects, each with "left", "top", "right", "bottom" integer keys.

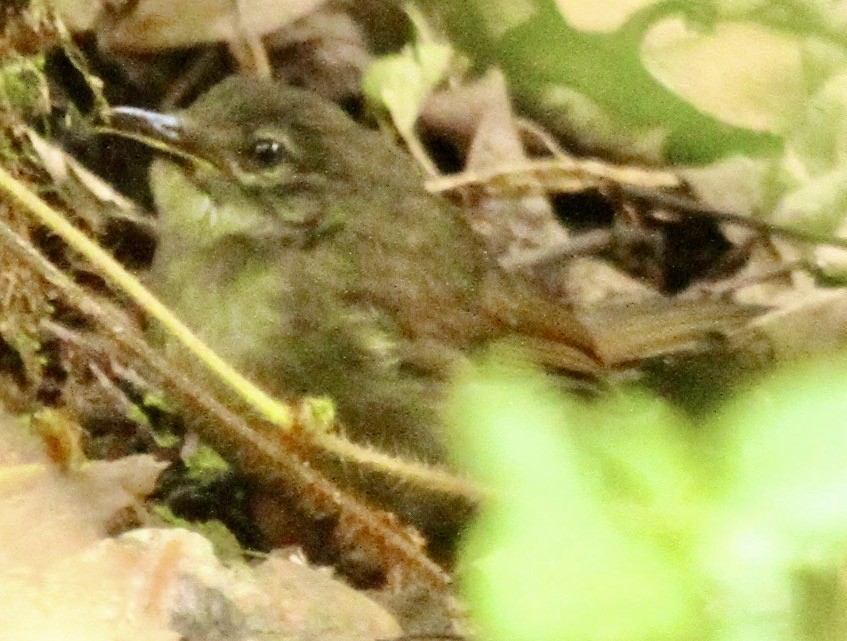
[
  {"left": 641, "top": 20, "right": 806, "bottom": 134},
  {"left": 362, "top": 6, "right": 452, "bottom": 137},
  {"left": 713, "top": 356, "right": 847, "bottom": 561},
  {"left": 426, "top": 0, "right": 780, "bottom": 162},
  {"left": 772, "top": 72, "right": 847, "bottom": 234},
  {"left": 697, "top": 355, "right": 847, "bottom": 641},
  {"left": 447, "top": 360, "right": 699, "bottom": 641},
  {"left": 183, "top": 442, "right": 231, "bottom": 482},
  {"left": 448, "top": 352, "right": 847, "bottom": 641}
]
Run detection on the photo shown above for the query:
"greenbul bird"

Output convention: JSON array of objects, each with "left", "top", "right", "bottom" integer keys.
[{"left": 110, "top": 76, "right": 754, "bottom": 544}]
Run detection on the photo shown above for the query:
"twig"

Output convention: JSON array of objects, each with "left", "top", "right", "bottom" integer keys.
[
  {"left": 0, "top": 164, "right": 485, "bottom": 500},
  {"left": 0, "top": 215, "right": 454, "bottom": 588},
  {"left": 499, "top": 229, "right": 613, "bottom": 271},
  {"left": 0, "top": 163, "right": 293, "bottom": 428},
  {"left": 617, "top": 183, "right": 847, "bottom": 251}
]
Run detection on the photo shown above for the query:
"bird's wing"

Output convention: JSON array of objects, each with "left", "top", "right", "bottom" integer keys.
[{"left": 578, "top": 297, "right": 762, "bottom": 367}]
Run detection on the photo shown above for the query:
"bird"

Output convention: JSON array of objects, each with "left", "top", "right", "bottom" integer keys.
[{"left": 109, "top": 76, "right": 755, "bottom": 548}]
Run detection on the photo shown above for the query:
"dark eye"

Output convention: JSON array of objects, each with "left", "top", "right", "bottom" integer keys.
[{"left": 250, "top": 138, "right": 286, "bottom": 167}]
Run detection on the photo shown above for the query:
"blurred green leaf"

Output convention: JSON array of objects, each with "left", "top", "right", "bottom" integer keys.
[
  {"left": 447, "top": 360, "right": 699, "bottom": 641},
  {"left": 183, "top": 442, "right": 231, "bottom": 482},
  {"left": 641, "top": 20, "right": 806, "bottom": 134},
  {"left": 449, "top": 352, "right": 847, "bottom": 641},
  {"left": 713, "top": 356, "right": 847, "bottom": 562},
  {"left": 362, "top": 6, "right": 452, "bottom": 137},
  {"left": 698, "top": 356, "right": 847, "bottom": 641},
  {"left": 426, "top": 0, "right": 780, "bottom": 162},
  {"left": 772, "top": 73, "right": 847, "bottom": 235}
]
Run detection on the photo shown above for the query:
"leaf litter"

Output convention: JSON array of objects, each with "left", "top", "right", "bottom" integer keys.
[{"left": 3, "top": 1, "right": 847, "bottom": 639}]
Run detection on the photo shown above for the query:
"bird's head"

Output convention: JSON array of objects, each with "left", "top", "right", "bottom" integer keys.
[{"left": 109, "top": 77, "right": 420, "bottom": 244}]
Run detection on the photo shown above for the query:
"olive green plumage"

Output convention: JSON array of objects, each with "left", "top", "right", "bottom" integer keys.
[
  {"left": 125, "top": 77, "right": 754, "bottom": 546},
  {"left": 147, "top": 77, "right": 497, "bottom": 465}
]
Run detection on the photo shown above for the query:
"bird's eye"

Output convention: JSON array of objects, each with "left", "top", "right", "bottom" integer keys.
[{"left": 249, "top": 138, "right": 286, "bottom": 167}]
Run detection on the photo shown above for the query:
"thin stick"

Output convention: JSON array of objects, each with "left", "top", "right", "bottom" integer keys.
[
  {"left": 0, "top": 216, "right": 454, "bottom": 588},
  {"left": 0, "top": 168, "right": 486, "bottom": 500},
  {"left": 0, "top": 164, "right": 293, "bottom": 428},
  {"left": 499, "top": 229, "right": 613, "bottom": 271},
  {"left": 618, "top": 184, "right": 847, "bottom": 251}
]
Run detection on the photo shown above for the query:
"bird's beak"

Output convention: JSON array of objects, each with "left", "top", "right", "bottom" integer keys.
[
  {"left": 106, "top": 107, "right": 214, "bottom": 170},
  {"left": 109, "top": 106, "right": 183, "bottom": 144}
]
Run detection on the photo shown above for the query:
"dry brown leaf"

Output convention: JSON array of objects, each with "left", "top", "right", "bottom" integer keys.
[
  {"left": 426, "top": 155, "right": 681, "bottom": 196},
  {"left": 51, "top": 0, "right": 327, "bottom": 51},
  {"left": 430, "top": 70, "right": 568, "bottom": 260},
  {"left": 0, "top": 412, "right": 163, "bottom": 576},
  {"left": 45, "top": 0, "right": 104, "bottom": 32},
  {"left": 0, "top": 527, "right": 402, "bottom": 641},
  {"left": 266, "top": 5, "right": 372, "bottom": 100},
  {"left": 582, "top": 296, "right": 760, "bottom": 366},
  {"left": 0, "top": 408, "right": 401, "bottom": 640},
  {"left": 559, "top": 256, "right": 657, "bottom": 307},
  {"left": 749, "top": 286, "right": 847, "bottom": 361},
  {"left": 677, "top": 155, "right": 769, "bottom": 219},
  {"left": 28, "top": 129, "right": 153, "bottom": 232}
]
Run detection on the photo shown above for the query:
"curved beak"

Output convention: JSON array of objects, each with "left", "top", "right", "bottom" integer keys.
[
  {"left": 106, "top": 107, "right": 217, "bottom": 172},
  {"left": 109, "top": 106, "right": 183, "bottom": 144}
]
